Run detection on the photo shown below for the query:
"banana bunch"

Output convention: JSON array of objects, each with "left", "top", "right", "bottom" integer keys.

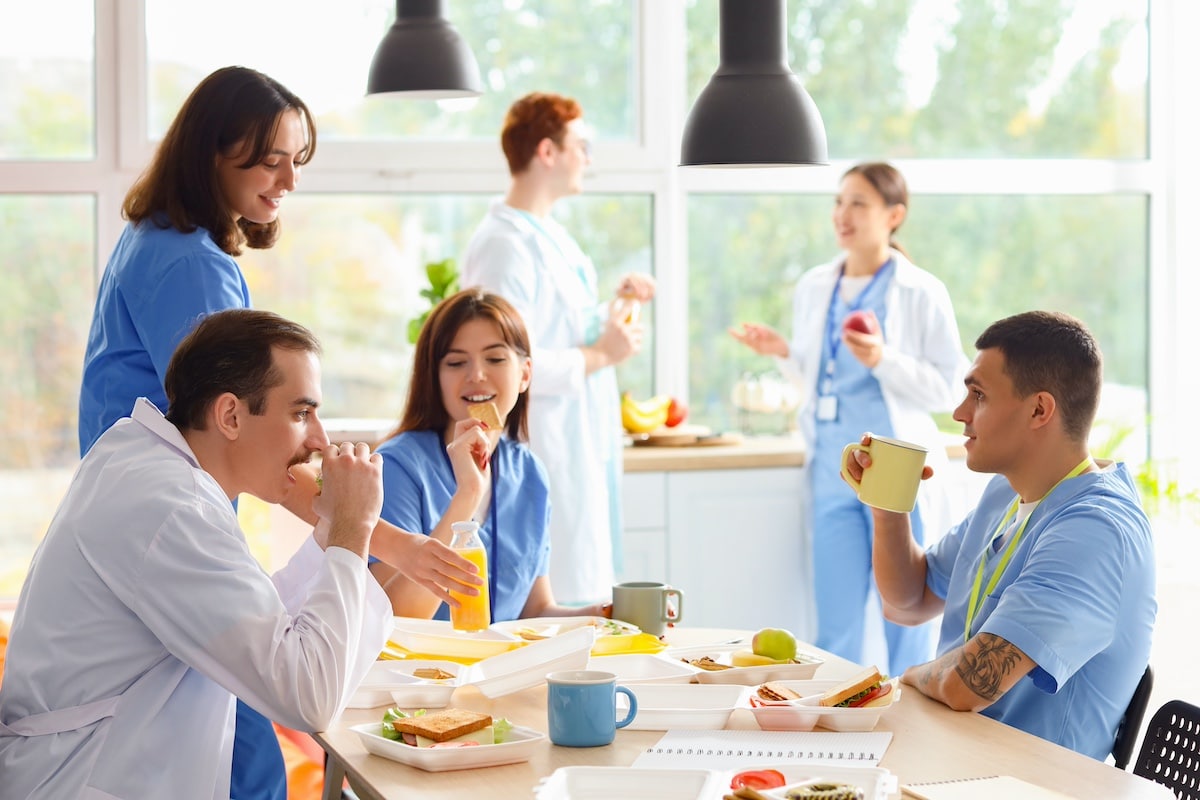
[{"left": 621, "top": 393, "right": 671, "bottom": 434}]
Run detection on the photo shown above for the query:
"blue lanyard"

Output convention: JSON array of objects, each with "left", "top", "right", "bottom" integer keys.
[
  {"left": 820, "top": 259, "right": 894, "bottom": 395},
  {"left": 439, "top": 442, "right": 499, "bottom": 620}
]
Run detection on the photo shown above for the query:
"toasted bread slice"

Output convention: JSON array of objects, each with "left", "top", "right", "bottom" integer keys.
[
  {"left": 467, "top": 401, "right": 504, "bottom": 429},
  {"left": 818, "top": 666, "right": 884, "bottom": 708},
  {"left": 394, "top": 708, "right": 492, "bottom": 743},
  {"left": 757, "top": 682, "right": 801, "bottom": 701}
]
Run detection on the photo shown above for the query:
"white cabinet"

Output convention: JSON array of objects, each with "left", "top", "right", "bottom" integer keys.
[
  {"left": 618, "top": 466, "right": 814, "bottom": 641},
  {"left": 617, "top": 472, "right": 668, "bottom": 583}
]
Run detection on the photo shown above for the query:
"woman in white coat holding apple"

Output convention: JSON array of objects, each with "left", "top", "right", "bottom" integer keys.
[
  {"left": 462, "top": 92, "right": 655, "bottom": 605},
  {"left": 731, "top": 162, "right": 967, "bottom": 675}
]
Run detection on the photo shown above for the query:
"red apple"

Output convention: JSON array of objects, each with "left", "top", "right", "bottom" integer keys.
[
  {"left": 843, "top": 310, "right": 880, "bottom": 335},
  {"left": 664, "top": 397, "right": 688, "bottom": 428}
]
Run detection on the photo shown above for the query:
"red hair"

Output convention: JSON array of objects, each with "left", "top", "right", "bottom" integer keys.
[{"left": 500, "top": 92, "right": 583, "bottom": 175}]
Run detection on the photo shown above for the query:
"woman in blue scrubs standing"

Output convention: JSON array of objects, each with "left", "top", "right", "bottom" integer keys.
[{"left": 731, "top": 163, "right": 967, "bottom": 674}]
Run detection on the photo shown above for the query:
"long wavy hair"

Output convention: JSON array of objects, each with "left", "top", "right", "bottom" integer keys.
[{"left": 123, "top": 66, "right": 316, "bottom": 255}]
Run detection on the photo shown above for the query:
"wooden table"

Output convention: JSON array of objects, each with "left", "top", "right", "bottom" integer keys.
[{"left": 315, "top": 628, "right": 1173, "bottom": 799}]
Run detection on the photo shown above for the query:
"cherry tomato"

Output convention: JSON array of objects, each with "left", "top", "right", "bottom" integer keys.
[{"left": 731, "top": 769, "right": 787, "bottom": 790}]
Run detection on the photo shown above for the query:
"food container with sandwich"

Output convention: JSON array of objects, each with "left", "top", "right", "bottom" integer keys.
[
  {"left": 352, "top": 706, "right": 545, "bottom": 772},
  {"left": 665, "top": 642, "right": 824, "bottom": 686},
  {"left": 747, "top": 668, "right": 899, "bottom": 732}
]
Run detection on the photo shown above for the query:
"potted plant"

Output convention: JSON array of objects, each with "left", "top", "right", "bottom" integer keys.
[{"left": 407, "top": 258, "right": 460, "bottom": 344}]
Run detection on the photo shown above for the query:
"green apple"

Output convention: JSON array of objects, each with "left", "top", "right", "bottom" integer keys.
[{"left": 752, "top": 627, "right": 797, "bottom": 662}]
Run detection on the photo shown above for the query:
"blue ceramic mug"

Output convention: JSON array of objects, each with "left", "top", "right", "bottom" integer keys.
[{"left": 546, "top": 670, "right": 638, "bottom": 747}]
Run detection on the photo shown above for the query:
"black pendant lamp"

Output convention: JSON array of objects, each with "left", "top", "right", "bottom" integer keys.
[
  {"left": 366, "top": 0, "right": 483, "bottom": 99},
  {"left": 680, "top": 0, "right": 828, "bottom": 167}
]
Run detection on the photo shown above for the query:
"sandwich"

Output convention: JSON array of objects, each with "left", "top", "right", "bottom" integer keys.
[
  {"left": 467, "top": 401, "right": 504, "bottom": 429},
  {"left": 817, "top": 666, "right": 893, "bottom": 709},
  {"left": 756, "top": 682, "right": 801, "bottom": 702},
  {"left": 391, "top": 708, "right": 494, "bottom": 747}
]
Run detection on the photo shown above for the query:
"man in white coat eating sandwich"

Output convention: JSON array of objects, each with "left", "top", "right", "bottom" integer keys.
[{"left": 0, "top": 309, "right": 392, "bottom": 799}]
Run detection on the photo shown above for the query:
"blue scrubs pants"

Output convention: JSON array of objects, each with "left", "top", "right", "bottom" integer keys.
[
  {"left": 810, "top": 455, "right": 933, "bottom": 675},
  {"left": 230, "top": 700, "right": 287, "bottom": 800}
]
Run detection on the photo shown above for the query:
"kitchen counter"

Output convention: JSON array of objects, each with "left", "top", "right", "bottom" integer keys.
[
  {"left": 622, "top": 435, "right": 806, "bottom": 472},
  {"left": 622, "top": 432, "right": 967, "bottom": 473}
]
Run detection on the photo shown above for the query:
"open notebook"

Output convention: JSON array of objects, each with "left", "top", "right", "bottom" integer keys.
[
  {"left": 632, "top": 730, "right": 892, "bottom": 770},
  {"left": 903, "top": 775, "right": 1073, "bottom": 799}
]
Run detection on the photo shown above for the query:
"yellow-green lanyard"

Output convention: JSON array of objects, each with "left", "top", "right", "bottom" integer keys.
[{"left": 963, "top": 457, "right": 1093, "bottom": 643}]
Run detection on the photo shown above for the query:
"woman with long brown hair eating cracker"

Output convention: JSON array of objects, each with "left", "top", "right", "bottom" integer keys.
[{"left": 371, "top": 288, "right": 607, "bottom": 621}]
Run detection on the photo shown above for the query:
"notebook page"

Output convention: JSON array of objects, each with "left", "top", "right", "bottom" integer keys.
[
  {"left": 632, "top": 730, "right": 893, "bottom": 769},
  {"left": 902, "top": 775, "right": 1073, "bottom": 800}
]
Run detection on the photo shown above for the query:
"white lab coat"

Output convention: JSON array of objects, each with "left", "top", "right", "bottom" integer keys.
[
  {"left": 778, "top": 250, "right": 969, "bottom": 539},
  {"left": 0, "top": 399, "right": 391, "bottom": 800},
  {"left": 462, "top": 200, "right": 619, "bottom": 604}
]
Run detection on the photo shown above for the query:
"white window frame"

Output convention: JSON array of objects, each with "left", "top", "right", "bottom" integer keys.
[{"left": 0, "top": 0, "right": 1189, "bottom": 470}]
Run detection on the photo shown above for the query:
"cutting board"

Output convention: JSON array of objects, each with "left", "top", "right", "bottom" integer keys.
[{"left": 630, "top": 426, "right": 744, "bottom": 447}]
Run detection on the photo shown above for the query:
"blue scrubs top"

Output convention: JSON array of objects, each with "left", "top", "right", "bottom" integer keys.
[
  {"left": 376, "top": 430, "right": 552, "bottom": 623},
  {"left": 77, "top": 219, "right": 281, "bottom": 798},
  {"left": 79, "top": 219, "right": 251, "bottom": 455},
  {"left": 926, "top": 465, "right": 1156, "bottom": 759}
]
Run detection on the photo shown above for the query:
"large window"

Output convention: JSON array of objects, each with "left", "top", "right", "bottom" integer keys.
[
  {"left": 0, "top": 0, "right": 1176, "bottom": 603},
  {"left": 0, "top": 1, "right": 95, "bottom": 160},
  {"left": 145, "top": 0, "right": 638, "bottom": 142},
  {"left": 687, "top": 0, "right": 1148, "bottom": 159},
  {"left": 238, "top": 193, "right": 654, "bottom": 422},
  {"left": 688, "top": 194, "right": 1148, "bottom": 437},
  {"left": 0, "top": 195, "right": 95, "bottom": 596}
]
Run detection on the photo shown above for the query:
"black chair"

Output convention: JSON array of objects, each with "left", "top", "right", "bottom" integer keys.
[
  {"left": 1132, "top": 699, "right": 1200, "bottom": 799},
  {"left": 1113, "top": 664, "right": 1155, "bottom": 770}
]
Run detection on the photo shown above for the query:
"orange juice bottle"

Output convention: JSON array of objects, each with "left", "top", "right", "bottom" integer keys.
[{"left": 448, "top": 521, "right": 491, "bottom": 632}]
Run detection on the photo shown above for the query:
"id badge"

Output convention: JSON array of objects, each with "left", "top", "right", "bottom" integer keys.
[{"left": 816, "top": 394, "right": 838, "bottom": 421}]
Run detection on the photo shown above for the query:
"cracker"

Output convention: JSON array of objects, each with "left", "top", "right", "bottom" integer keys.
[{"left": 467, "top": 401, "right": 504, "bottom": 429}]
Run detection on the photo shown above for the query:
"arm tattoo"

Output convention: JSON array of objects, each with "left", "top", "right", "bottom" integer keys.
[{"left": 955, "top": 633, "right": 1024, "bottom": 700}]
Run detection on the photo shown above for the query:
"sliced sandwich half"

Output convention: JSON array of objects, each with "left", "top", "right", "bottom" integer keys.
[
  {"left": 818, "top": 666, "right": 893, "bottom": 708},
  {"left": 392, "top": 708, "right": 494, "bottom": 747}
]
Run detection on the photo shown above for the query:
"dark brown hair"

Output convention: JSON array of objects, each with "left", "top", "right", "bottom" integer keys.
[
  {"left": 500, "top": 92, "right": 583, "bottom": 175},
  {"left": 123, "top": 66, "right": 316, "bottom": 255},
  {"left": 974, "top": 310, "right": 1102, "bottom": 443},
  {"left": 165, "top": 308, "right": 321, "bottom": 431},
  {"left": 843, "top": 162, "right": 910, "bottom": 259},
  {"left": 386, "top": 288, "right": 531, "bottom": 442}
]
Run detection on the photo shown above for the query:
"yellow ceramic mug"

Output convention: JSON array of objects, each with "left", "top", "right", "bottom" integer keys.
[{"left": 839, "top": 434, "right": 929, "bottom": 513}]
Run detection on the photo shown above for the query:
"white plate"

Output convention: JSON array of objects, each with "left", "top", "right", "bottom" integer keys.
[
  {"left": 665, "top": 643, "right": 824, "bottom": 685},
  {"left": 390, "top": 617, "right": 520, "bottom": 660},
  {"left": 588, "top": 653, "right": 699, "bottom": 684},
  {"left": 491, "top": 615, "right": 640, "bottom": 642},
  {"left": 351, "top": 721, "right": 544, "bottom": 772},
  {"left": 738, "top": 764, "right": 896, "bottom": 800},
  {"left": 746, "top": 679, "right": 899, "bottom": 732},
  {"left": 535, "top": 766, "right": 718, "bottom": 800},
  {"left": 465, "top": 626, "right": 594, "bottom": 698},
  {"left": 618, "top": 683, "right": 747, "bottom": 730}
]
